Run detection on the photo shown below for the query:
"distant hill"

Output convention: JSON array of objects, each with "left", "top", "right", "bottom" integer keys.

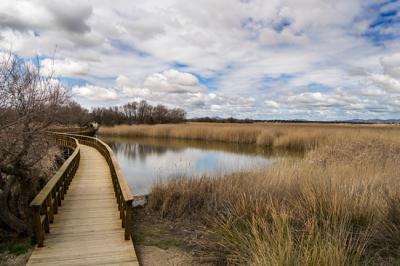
[
  {"left": 188, "top": 117, "right": 400, "bottom": 124},
  {"left": 344, "top": 119, "right": 400, "bottom": 124}
]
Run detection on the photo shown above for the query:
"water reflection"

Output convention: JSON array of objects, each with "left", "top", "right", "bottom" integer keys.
[
  {"left": 108, "top": 140, "right": 182, "bottom": 162},
  {"left": 101, "top": 136, "right": 291, "bottom": 196}
]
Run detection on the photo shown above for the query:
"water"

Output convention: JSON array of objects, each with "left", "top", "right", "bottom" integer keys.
[{"left": 101, "top": 136, "right": 282, "bottom": 196}]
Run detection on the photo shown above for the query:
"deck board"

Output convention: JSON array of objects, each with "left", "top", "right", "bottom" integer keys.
[{"left": 27, "top": 145, "right": 138, "bottom": 266}]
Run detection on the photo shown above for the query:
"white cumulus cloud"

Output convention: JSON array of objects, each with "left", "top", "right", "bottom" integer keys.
[
  {"left": 72, "top": 85, "right": 118, "bottom": 101},
  {"left": 41, "top": 58, "right": 89, "bottom": 77}
]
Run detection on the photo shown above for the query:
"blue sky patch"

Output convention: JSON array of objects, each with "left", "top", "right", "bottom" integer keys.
[
  {"left": 273, "top": 18, "right": 291, "bottom": 33},
  {"left": 172, "top": 62, "right": 189, "bottom": 69},
  {"left": 307, "top": 82, "right": 331, "bottom": 92},
  {"left": 110, "top": 39, "right": 150, "bottom": 57},
  {"left": 261, "top": 74, "right": 294, "bottom": 86},
  {"left": 58, "top": 77, "right": 90, "bottom": 87},
  {"left": 191, "top": 72, "right": 218, "bottom": 90}
]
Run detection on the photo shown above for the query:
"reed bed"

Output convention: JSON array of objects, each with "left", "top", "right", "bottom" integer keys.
[
  {"left": 103, "top": 123, "right": 400, "bottom": 265},
  {"left": 99, "top": 122, "right": 399, "bottom": 152}
]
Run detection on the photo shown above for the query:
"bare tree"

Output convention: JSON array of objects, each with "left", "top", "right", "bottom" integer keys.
[
  {"left": 153, "top": 104, "right": 169, "bottom": 123},
  {"left": 0, "top": 53, "right": 68, "bottom": 235},
  {"left": 55, "top": 101, "right": 91, "bottom": 126},
  {"left": 137, "top": 100, "right": 150, "bottom": 123},
  {"left": 91, "top": 100, "right": 186, "bottom": 126}
]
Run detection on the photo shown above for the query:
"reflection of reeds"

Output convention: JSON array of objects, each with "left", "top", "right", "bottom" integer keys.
[
  {"left": 100, "top": 135, "right": 296, "bottom": 158},
  {"left": 106, "top": 141, "right": 176, "bottom": 161},
  {"left": 143, "top": 124, "right": 400, "bottom": 264}
]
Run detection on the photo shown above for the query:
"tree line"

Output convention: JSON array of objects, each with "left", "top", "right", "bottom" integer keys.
[
  {"left": 55, "top": 100, "right": 186, "bottom": 127},
  {"left": 91, "top": 101, "right": 186, "bottom": 126}
]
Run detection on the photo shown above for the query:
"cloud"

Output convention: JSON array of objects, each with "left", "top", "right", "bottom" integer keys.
[
  {"left": 116, "top": 75, "right": 131, "bottom": 87},
  {"left": 41, "top": 58, "right": 89, "bottom": 77},
  {"left": 286, "top": 92, "right": 350, "bottom": 107},
  {"left": 381, "top": 53, "right": 400, "bottom": 79},
  {"left": 43, "top": 1, "right": 92, "bottom": 34},
  {"left": 72, "top": 85, "right": 118, "bottom": 101},
  {"left": 143, "top": 69, "right": 204, "bottom": 93},
  {"left": 1, "top": 0, "right": 400, "bottom": 119},
  {"left": 264, "top": 100, "right": 280, "bottom": 108},
  {"left": 369, "top": 73, "right": 400, "bottom": 93},
  {"left": 367, "top": 53, "right": 400, "bottom": 93},
  {"left": 0, "top": 0, "right": 92, "bottom": 34}
]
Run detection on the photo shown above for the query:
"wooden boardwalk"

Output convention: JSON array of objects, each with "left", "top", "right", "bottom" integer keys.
[{"left": 27, "top": 145, "right": 138, "bottom": 266}]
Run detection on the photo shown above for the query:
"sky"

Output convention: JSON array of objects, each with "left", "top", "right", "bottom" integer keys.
[{"left": 0, "top": 0, "right": 400, "bottom": 120}]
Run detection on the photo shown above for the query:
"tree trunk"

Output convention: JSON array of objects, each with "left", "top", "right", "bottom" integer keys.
[
  {"left": 19, "top": 180, "right": 34, "bottom": 235},
  {"left": 0, "top": 175, "right": 28, "bottom": 234}
]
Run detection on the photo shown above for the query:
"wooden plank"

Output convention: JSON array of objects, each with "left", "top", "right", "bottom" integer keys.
[{"left": 27, "top": 144, "right": 138, "bottom": 266}]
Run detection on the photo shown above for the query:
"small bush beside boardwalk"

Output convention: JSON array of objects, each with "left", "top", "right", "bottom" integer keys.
[{"left": 102, "top": 122, "right": 400, "bottom": 265}]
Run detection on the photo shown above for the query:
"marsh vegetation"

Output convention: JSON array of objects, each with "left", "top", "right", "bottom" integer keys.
[{"left": 102, "top": 123, "right": 400, "bottom": 265}]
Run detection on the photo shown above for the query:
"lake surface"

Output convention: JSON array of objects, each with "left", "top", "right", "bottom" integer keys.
[{"left": 101, "top": 136, "right": 282, "bottom": 195}]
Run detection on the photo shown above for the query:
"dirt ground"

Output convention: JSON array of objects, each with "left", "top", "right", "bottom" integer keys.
[
  {"left": 135, "top": 245, "right": 199, "bottom": 266},
  {"left": 0, "top": 250, "right": 31, "bottom": 266},
  {"left": 132, "top": 207, "right": 216, "bottom": 266}
]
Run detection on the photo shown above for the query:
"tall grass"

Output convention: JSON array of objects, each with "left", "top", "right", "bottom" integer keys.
[
  {"left": 99, "top": 122, "right": 399, "bottom": 152},
  {"left": 141, "top": 124, "right": 400, "bottom": 265}
]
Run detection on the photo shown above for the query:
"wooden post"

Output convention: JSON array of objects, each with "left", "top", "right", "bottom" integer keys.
[
  {"left": 57, "top": 184, "right": 62, "bottom": 206},
  {"left": 47, "top": 197, "right": 54, "bottom": 223},
  {"left": 32, "top": 206, "right": 44, "bottom": 247},
  {"left": 121, "top": 201, "right": 126, "bottom": 228},
  {"left": 124, "top": 200, "right": 133, "bottom": 240},
  {"left": 63, "top": 171, "right": 69, "bottom": 194},
  {"left": 118, "top": 192, "right": 123, "bottom": 218},
  {"left": 60, "top": 181, "right": 65, "bottom": 200},
  {"left": 52, "top": 190, "right": 58, "bottom": 214},
  {"left": 42, "top": 204, "right": 50, "bottom": 234}
]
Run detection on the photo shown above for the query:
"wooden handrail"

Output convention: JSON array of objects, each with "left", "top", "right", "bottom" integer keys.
[
  {"left": 52, "top": 133, "right": 134, "bottom": 240},
  {"left": 30, "top": 135, "right": 80, "bottom": 247},
  {"left": 30, "top": 130, "right": 134, "bottom": 247},
  {"left": 48, "top": 127, "right": 96, "bottom": 136}
]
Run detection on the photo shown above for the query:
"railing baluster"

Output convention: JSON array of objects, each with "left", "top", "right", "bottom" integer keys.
[
  {"left": 47, "top": 196, "right": 54, "bottom": 223},
  {"left": 125, "top": 200, "right": 132, "bottom": 240},
  {"left": 32, "top": 206, "right": 44, "bottom": 247},
  {"left": 52, "top": 190, "right": 58, "bottom": 214},
  {"left": 57, "top": 181, "right": 62, "bottom": 206},
  {"left": 42, "top": 203, "right": 50, "bottom": 234},
  {"left": 121, "top": 200, "right": 125, "bottom": 227},
  {"left": 60, "top": 180, "right": 65, "bottom": 200}
]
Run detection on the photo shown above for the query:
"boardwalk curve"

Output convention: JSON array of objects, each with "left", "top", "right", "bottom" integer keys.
[{"left": 27, "top": 133, "right": 138, "bottom": 265}]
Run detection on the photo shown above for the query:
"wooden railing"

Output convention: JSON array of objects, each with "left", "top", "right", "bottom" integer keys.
[
  {"left": 30, "top": 135, "right": 80, "bottom": 247},
  {"left": 30, "top": 130, "right": 134, "bottom": 247},
  {"left": 48, "top": 127, "right": 96, "bottom": 136},
  {"left": 60, "top": 133, "right": 134, "bottom": 240}
]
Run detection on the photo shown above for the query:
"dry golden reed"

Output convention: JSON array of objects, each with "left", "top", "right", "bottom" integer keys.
[
  {"left": 102, "top": 123, "right": 400, "bottom": 265},
  {"left": 99, "top": 122, "right": 400, "bottom": 152}
]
